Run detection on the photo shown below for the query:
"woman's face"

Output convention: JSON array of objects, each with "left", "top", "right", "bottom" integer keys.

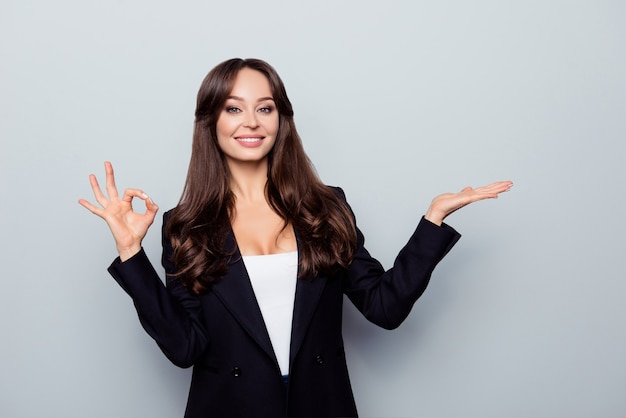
[{"left": 216, "top": 68, "right": 279, "bottom": 168}]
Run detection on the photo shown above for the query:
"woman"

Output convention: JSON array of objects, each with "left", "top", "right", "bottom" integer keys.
[{"left": 79, "top": 58, "right": 512, "bottom": 417}]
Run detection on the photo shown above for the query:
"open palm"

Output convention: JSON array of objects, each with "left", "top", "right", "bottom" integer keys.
[{"left": 425, "top": 181, "right": 513, "bottom": 225}]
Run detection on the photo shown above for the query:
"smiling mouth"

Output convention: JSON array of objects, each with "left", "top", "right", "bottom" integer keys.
[{"left": 235, "top": 137, "right": 264, "bottom": 143}]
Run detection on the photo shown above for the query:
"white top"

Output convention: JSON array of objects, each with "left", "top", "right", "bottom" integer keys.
[{"left": 242, "top": 251, "right": 298, "bottom": 376}]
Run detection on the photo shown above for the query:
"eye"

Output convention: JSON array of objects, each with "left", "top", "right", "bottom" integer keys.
[
  {"left": 225, "top": 106, "right": 241, "bottom": 113},
  {"left": 258, "top": 106, "right": 274, "bottom": 113}
]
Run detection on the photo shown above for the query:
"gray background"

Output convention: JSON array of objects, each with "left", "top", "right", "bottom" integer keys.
[{"left": 2, "top": 0, "right": 625, "bottom": 417}]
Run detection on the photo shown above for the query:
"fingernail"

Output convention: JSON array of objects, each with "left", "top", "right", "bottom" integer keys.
[{"left": 142, "top": 192, "right": 149, "bottom": 199}]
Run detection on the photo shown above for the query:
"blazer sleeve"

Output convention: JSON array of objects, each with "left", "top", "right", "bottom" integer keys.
[
  {"left": 107, "top": 212, "right": 209, "bottom": 368},
  {"left": 339, "top": 188, "right": 461, "bottom": 330}
]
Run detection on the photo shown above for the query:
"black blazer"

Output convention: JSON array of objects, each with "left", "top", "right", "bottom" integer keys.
[{"left": 108, "top": 189, "right": 461, "bottom": 417}]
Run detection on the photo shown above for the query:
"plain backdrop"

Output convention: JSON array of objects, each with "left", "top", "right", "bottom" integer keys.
[{"left": 1, "top": 1, "right": 625, "bottom": 417}]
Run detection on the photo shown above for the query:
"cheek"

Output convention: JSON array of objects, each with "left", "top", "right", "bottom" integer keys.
[
  {"left": 216, "top": 120, "right": 241, "bottom": 145},
  {"left": 215, "top": 118, "right": 229, "bottom": 136},
  {"left": 215, "top": 121, "right": 232, "bottom": 150},
  {"left": 269, "top": 116, "right": 280, "bottom": 135}
]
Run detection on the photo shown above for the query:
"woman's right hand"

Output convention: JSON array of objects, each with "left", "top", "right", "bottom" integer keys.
[{"left": 78, "top": 161, "right": 159, "bottom": 261}]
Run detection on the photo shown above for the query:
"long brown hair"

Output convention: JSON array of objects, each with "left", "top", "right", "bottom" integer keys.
[{"left": 166, "top": 58, "right": 357, "bottom": 294}]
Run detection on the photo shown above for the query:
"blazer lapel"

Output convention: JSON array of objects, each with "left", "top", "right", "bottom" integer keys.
[
  {"left": 289, "top": 233, "right": 328, "bottom": 367},
  {"left": 210, "top": 231, "right": 277, "bottom": 364}
]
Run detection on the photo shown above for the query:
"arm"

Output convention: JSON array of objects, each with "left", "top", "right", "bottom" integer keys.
[
  {"left": 344, "top": 216, "right": 460, "bottom": 330},
  {"left": 107, "top": 217, "right": 209, "bottom": 368},
  {"left": 79, "top": 162, "right": 208, "bottom": 367},
  {"left": 341, "top": 181, "right": 512, "bottom": 329}
]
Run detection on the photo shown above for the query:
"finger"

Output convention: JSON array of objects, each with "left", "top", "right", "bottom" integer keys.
[
  {"left": 487, "top": 181, "right": 513, "bottom": 191},
  {"left": 104, "top": 161, "right": 120, "bottom": 200},
  {"left": 78, "top": 198, "right": 105, "bottom": 217},
  {"left": 500, "top": 181, "right": 514, "bottom": 191},
  {"left": 472, "top": 182, "right": 513, "bottom": 200},
  {"left": 132, "top": 191, "right": 159, "bottom": 223},
  {"left": 89, "top": 174, "right": 110, "bottom": 208},
  {"left": 488, "top": 181, "right": 513, "bottom": 195},
  {"left": 120, "top": 188, "right": 150, "bottom": 206},
  {"left": 477, "top": 181, "right": 512, "bottom": 194}
]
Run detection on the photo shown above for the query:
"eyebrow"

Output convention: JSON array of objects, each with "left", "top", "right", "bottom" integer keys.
[{"left": 227, "top": 95, "right": 275, "bottom": 102}]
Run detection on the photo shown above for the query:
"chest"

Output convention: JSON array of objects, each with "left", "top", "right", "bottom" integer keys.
[{"left": 231, "top": 201, "right": 297, "bottom": 256}]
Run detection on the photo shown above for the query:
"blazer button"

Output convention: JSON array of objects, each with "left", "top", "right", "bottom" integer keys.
[
  {"left": 315, "top": 355, "right": 324, "bottom": 365},
  {"left": 232, "top": 366, "right": 242, "bottom": 377}
]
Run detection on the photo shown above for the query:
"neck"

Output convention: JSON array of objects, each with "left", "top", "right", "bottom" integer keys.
[{"left": 228, "top": 159, "right": 270, "bottom": 203}]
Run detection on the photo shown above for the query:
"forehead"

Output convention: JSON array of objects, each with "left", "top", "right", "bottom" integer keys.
[{"left": 229, "top": 68, "right": 273, "bottom": 98}]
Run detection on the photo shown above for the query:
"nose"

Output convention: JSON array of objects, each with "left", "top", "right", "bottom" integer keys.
[{"left": 243, "top": 111, "right": 259, "bottom": 128}]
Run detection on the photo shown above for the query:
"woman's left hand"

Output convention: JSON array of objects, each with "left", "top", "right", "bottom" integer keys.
[{"left": 424, "top": 181, "right": 513, "bottom": 226}]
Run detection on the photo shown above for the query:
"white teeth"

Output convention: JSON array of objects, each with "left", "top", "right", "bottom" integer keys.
[{"left": 236, "top": 137, "right": 262, "bottom": 143}]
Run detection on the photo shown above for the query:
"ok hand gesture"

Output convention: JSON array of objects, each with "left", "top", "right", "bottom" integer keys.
[{"left": 78, "top": 161, "right": 159, "bottom": 261}]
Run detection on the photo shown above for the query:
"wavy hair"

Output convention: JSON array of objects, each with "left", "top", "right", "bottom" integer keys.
[{"left": 166, "top": 58, "right": 357, "bottom": 294}]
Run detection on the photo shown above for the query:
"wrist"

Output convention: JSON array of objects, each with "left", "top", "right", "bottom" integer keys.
[
  {"left": 117, "top": 244, "right": 142, "bottom": 262},
  {"left": 424, "top": 208, "right": 444, "bottom": 226}
]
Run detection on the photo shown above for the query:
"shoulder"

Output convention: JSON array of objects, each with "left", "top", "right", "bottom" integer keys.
[
  {"left": 325, "top": 185, "right": 347, "bottom": 201},
  {"left": 162, "top": 207, "right": 176, "bottom": 225}
]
